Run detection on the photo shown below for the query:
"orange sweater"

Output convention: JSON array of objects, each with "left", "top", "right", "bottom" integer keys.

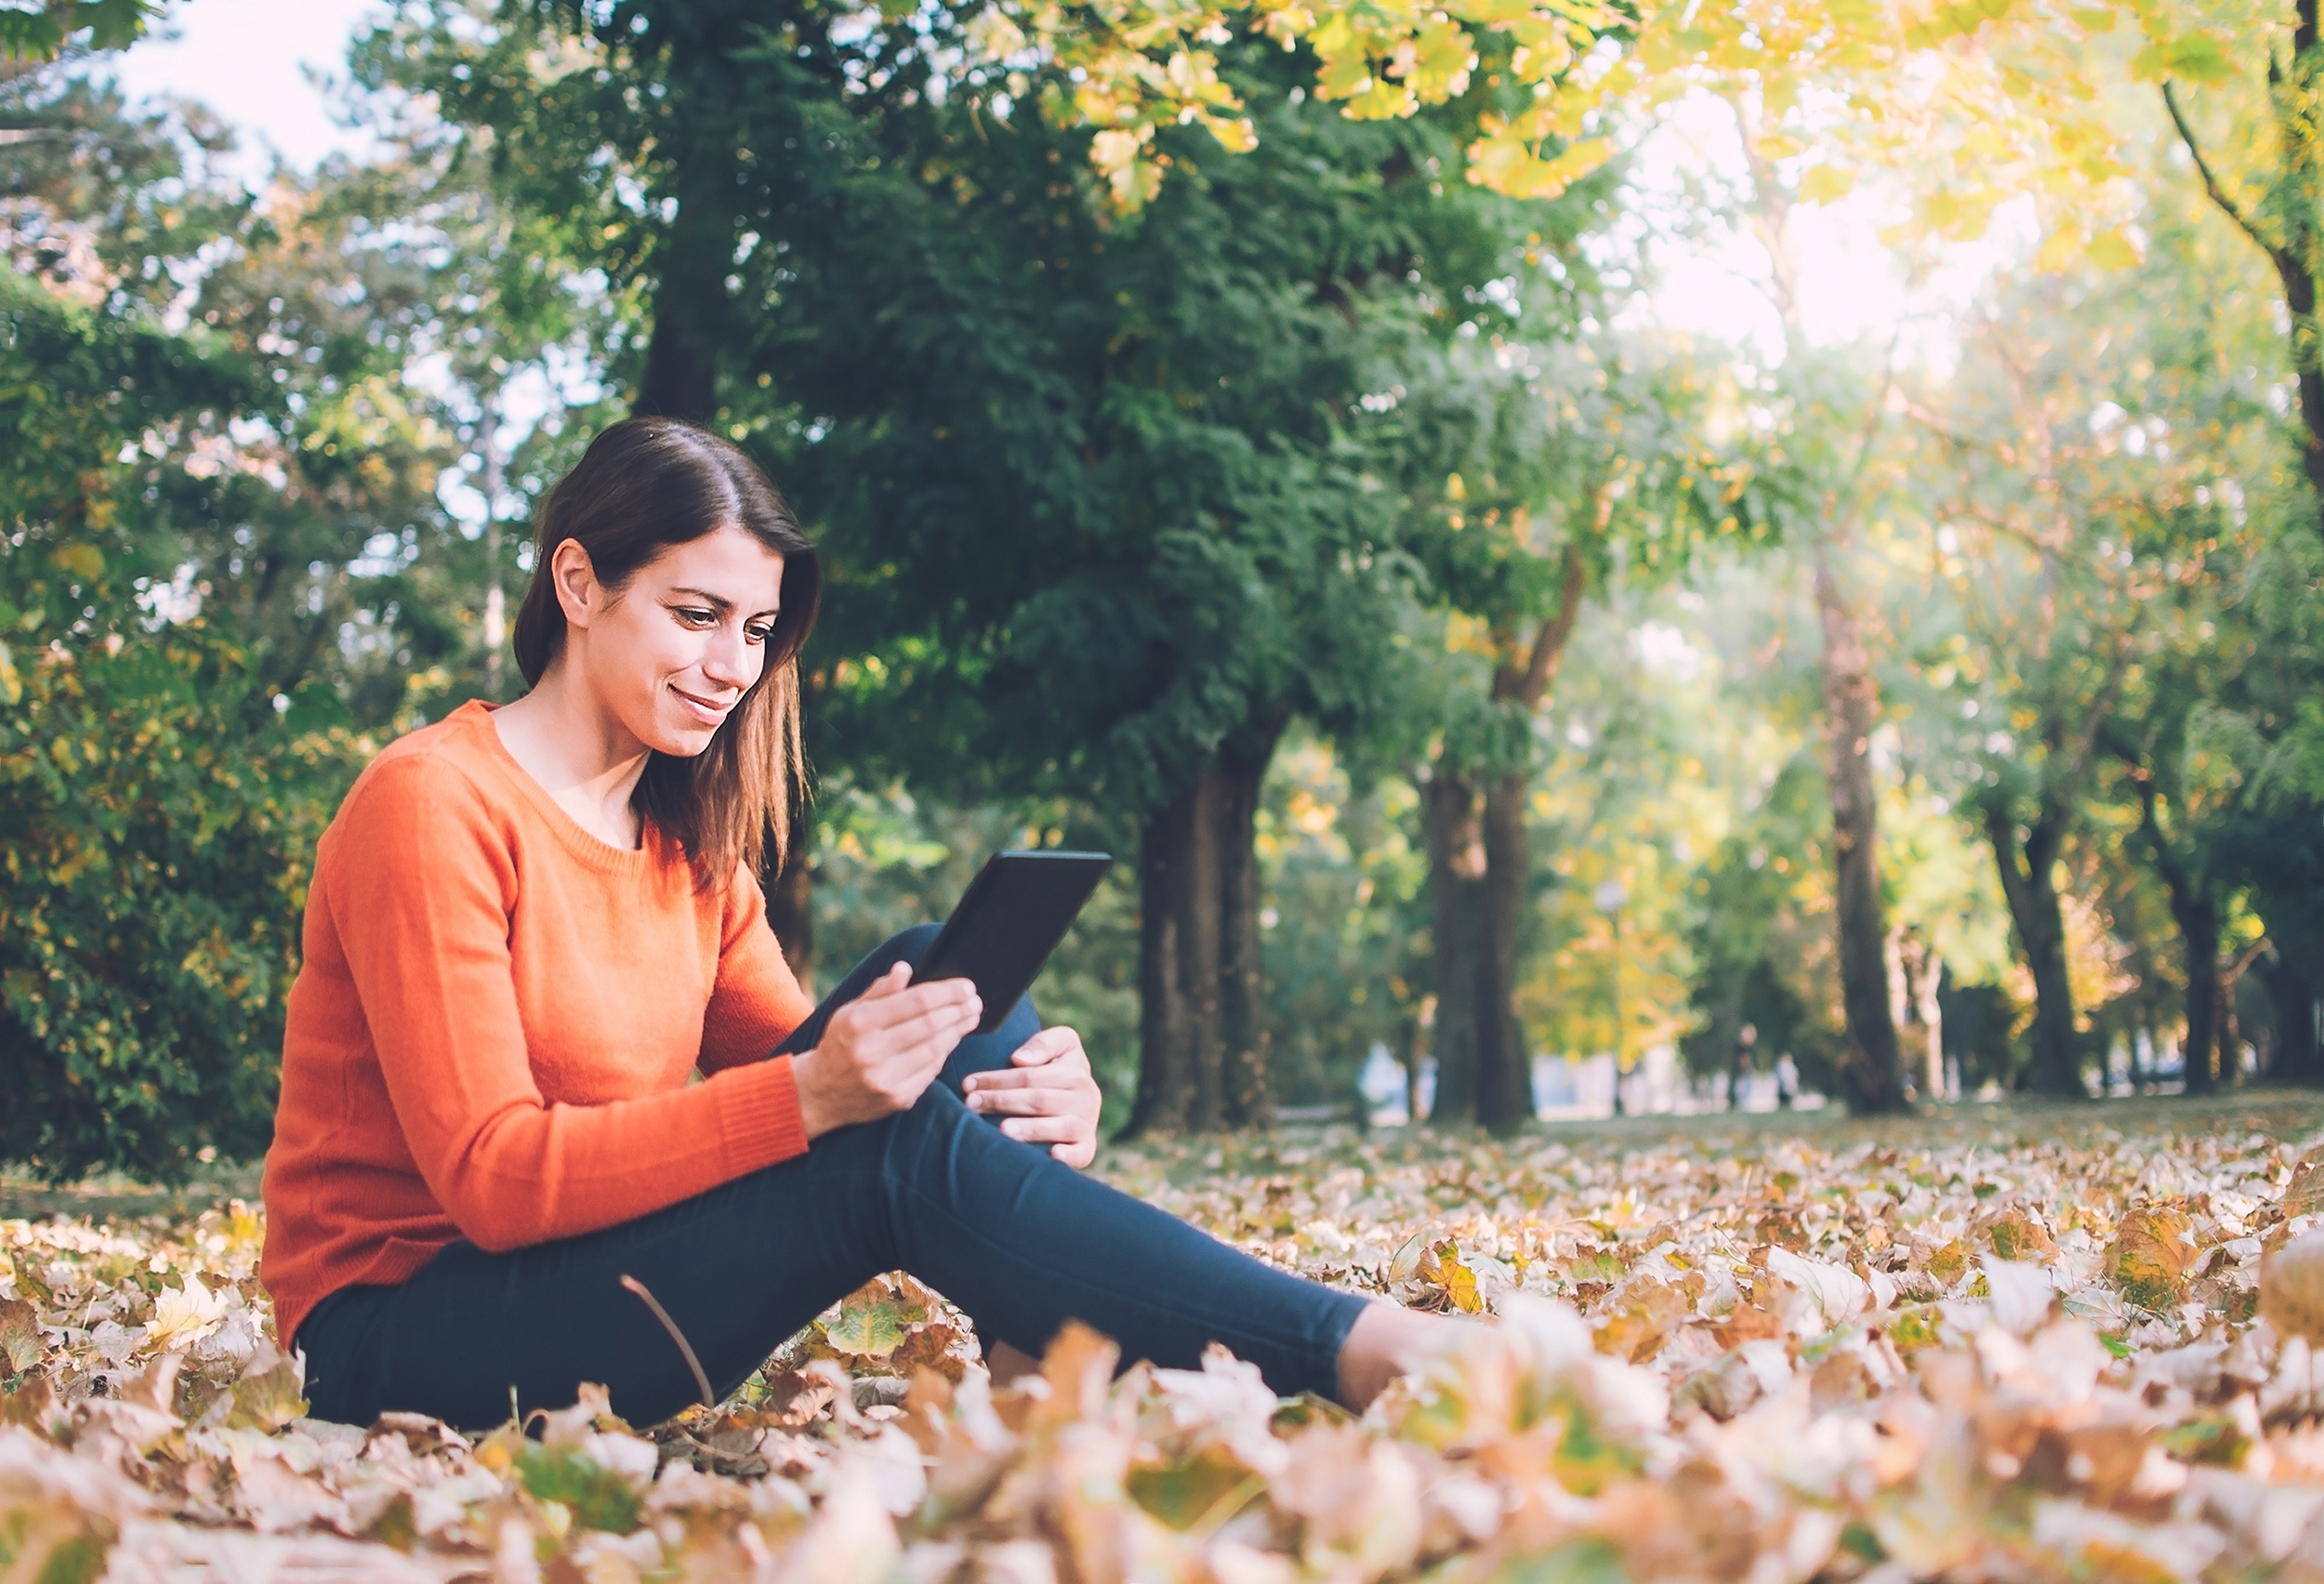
[{"left": 259, "top": 701, "right": 815, "bottom": 1350}]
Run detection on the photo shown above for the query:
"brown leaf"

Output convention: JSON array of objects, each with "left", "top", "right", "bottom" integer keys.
[
  {"left": 1596, "top": 1282, "right": 1690, "bottom": 1365},
  {"left": 1922, "top": 1238, "right": 1972, "bottom": 1289},
  {"left": 1718, "top": 1301, "right": 1784, "bottom": 1348},
  {"left": 1034, "top": 1321, "right": 1118, "bottom": 1430},
  {"left": 1754, "top": 1205, "right": 1808, "bottom": 1252},
  {"left": 2106, "top": 1206, "right": 2196, "bottom": 1311},
  {"left": 0, "top": 1296, "right": 40, "bottom": 1377},
  {"left": 224, "top": 1345, "right": 306, "bottom": 1432},
  {"left": 2284, "top": 1151, "right": 2324, "bottom": 1221},
  {"left": 887, "top": 1318, "right": 968, "bottom": 1383},
  {"left": 1978, "top": 1206, "right": 2055, "bottom": 1262}
]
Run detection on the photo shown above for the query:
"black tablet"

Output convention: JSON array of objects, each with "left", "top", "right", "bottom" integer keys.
[{"left": 916, "top": 851, "right": 1113, "bottom": 1033}]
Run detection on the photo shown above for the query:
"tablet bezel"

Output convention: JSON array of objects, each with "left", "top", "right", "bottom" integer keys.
[{"left": 914, "top": 850, "right": 1113, "bottom": 1034}]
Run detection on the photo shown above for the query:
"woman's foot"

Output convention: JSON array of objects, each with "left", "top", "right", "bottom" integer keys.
[{"left": 1336, "top": 1300, "right": 1454, "bottom": 1411}]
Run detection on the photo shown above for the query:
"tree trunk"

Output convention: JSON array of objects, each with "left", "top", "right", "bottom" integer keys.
[
  {"left": 1424, "top": 773, "right": 1486, "bottom": 1125},
  {"left": 2132, "top": 776, "right": 2235, "bottom": 1098},
  {"left": 2258, "top": 942, "right": 2324, "bottom": 1084},
  {"left": 1216, "top": 724, "right": 1283, "bottom": 1128},
  {"left": 1127, "top": 769, "right": 1228, "bottom": 1135},
  {"left": 1475, "top": 772, "right": 1534, "bottom": 1130},
  {"left": 2176, "top": 898, "right": 2223, "bottom": 1094},
  {"left": 1814, "top": 555, "right": 1907, "bottom": 1114},
  {"left": 634, "top": 142, "right": 735, "bottom": 422},
  {"left": 1985, "top": 803, "right": 2083, "bottom": 1097},
  {"left": 1886, "top": 929, "right": 1944, "bottom": 1101}
]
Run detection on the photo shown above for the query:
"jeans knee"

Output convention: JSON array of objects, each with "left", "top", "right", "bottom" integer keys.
[{"left": 887, "top": 923, "right": 943, "bottom": 968}]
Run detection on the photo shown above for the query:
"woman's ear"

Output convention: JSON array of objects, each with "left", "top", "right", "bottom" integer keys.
[{"left": 548, "top": 538, "right": 601, "bottom": 629}]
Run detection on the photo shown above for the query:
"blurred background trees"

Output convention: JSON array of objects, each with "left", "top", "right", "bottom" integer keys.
[{"left": 8, "top": 0, "right": 2324, "bottom": 1178}]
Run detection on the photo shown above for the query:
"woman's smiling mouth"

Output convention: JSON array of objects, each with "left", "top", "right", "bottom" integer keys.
[{"left": 669, "top": 684, "right": 737, "bottom": 725}]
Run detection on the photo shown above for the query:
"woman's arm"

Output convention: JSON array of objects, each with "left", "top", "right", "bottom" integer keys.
[
  {"left": 698, "top": 865, "right": 815, "bottom": 1076},
  {"left": 327, "top": 757, "right": 810, "bottom": 1252}
]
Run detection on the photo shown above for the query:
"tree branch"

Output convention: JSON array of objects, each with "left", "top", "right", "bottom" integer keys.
[
  {"left": 2223, "top": 935, "right": 2274, "bottom": 985},
  {"left": 2161, "top": 80, "right": 2281, "bottom": 263},
  {"left": 1510, "top": 543, "right": 1588, "bottom": 707}
]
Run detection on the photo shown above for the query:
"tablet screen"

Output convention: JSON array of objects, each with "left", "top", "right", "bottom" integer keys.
[{"left": 916, "top": 851, "right": 1113, "bottom": 1034}]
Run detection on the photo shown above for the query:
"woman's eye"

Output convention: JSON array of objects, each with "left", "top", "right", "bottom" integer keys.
[
  {"left": 746, "top": 627, "right": 772, "bottom": 645},
  {"left": 675, "top": 608, "right": 715, "bottom": 626}
]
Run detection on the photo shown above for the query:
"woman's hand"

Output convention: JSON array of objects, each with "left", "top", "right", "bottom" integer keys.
[
  {"left": 791, "top": 964, "right": 982, "bottom": 1141},
  {"left": 962, "top": 1027, "right": 1103, "bottom": 1168}
]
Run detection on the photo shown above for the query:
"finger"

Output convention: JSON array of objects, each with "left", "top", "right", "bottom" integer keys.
[
  {"left": 999, "top": 1114, "right": 1087, "bottom": 1144},
  {"left": 966, "top": 1085, "right": 1076, "bottom": 1116},
  {"left": 962, "top": 1065, "right": 1046, "bottom": 1092},
  {"left": 840, "top": 980, "right": 982, "bottom": 1034},
  {"left": 1008, "top": 1028, "right": 1075, "bottom": 1067},
  {"left": 999, "top": 1022, "right": 1069, "bottom": 1059},
  {"left": 875, "top": 999, "right": 984, "bottom": 1054},
  {"left": 855, "top": 961, "right": 916, "bottom": 1002}
]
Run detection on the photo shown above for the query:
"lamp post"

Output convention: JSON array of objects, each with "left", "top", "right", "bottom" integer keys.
[{"left": 1594, "top": 879, "right": 1627, "bottom": 1116}]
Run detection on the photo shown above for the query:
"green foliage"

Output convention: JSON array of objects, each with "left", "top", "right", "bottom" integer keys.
[
  {"left": 0, "top": 270, "right": 364, "bottom": 1181},
  {"left": 0, "top": 0, "right": 155, "bottom": 61}
]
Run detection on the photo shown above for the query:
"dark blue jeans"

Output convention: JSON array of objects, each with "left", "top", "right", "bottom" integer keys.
[{"left": 297, "top": 927, "right": 1368, "bottom": 1430}]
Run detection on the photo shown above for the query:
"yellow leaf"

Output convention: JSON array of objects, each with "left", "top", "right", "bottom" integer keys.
[
  {"left": 2032, "top": 222, "right": 2087, "bottom": 272},
  {"left": 2085, "top": 227, "right": 2139, "bottom": 269},
  {"left": 49, "top": 543, "right": 103, "bottom": 580},
  {"left": 1205, "top": 115, "right": 1256, "bottom": 152},
  {"left": 1799, "top": 164, "right": 1855, "bottom": 204}
]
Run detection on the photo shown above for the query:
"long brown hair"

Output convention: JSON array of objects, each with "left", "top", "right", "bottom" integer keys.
[{"left": 512, "top": 417, "right": 820, "bottom": 888}]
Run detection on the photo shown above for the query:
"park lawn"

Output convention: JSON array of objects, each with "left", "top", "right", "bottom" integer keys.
[{"left": 5, "top": 1096, "right": 2324, "bottom": 1580}]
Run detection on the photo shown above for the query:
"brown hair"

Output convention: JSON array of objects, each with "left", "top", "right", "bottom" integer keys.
[{"left": 512, "top": 417, "right": 820, "bottom": 888}]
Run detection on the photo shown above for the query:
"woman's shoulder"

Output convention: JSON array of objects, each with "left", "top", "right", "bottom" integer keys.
[{"left": 332, "top": 704, "right": 508, "bottom": 838}]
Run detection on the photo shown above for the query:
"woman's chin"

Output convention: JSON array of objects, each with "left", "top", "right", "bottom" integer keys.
[{"left": 648, "top": 720, "right": 723, "bottom": 759}]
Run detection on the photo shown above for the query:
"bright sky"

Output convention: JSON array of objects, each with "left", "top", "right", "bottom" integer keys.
[{"left": 103, "top": 0, "right": 385, "bottom": 178}]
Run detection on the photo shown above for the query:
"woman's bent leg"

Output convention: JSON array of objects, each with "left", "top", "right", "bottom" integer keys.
[{"left": 299, "top": 1084, "right": 1366, "bottom": 1431}]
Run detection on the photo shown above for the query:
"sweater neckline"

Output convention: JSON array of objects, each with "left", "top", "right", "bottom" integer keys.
[{"left": 447, "top": 699, "right": 667, "bottom": 878}]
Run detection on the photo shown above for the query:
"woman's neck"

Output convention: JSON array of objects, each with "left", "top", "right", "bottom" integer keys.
[{"left": 490, "top": 664, "right": 653, "bottom": 851}]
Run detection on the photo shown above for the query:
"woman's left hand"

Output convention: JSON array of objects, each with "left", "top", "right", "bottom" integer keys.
[{"left": 962, "top": 1027, "right": 1103, "bottom": 1168}]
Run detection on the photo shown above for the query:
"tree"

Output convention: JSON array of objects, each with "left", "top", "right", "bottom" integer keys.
[
  {"left": 2156, "top": 2, "right": 2324, "bottom": 540},
  {"left": 1385, "top": 328, "right": 1730, "bottom": 1129},
  {"left": 0, "top": 51, "right": 583, "bottom": 1177},
  {"left": 1905, "top": 211, "right": 2291, "bottom": 1096},
  {"left": 0, "top": 248, "right": 364, "bottom": 1181},
  {"left": 741, "top": 40, "right": 1542, "bottom": 1133},
  {"left": 1726, "top": 104, "right": 1916, "bottom": 1115}
]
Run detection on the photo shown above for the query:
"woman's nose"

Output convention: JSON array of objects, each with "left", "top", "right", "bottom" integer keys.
[{"left": 702, "top": 627, "right": 755, "bottom": 689}]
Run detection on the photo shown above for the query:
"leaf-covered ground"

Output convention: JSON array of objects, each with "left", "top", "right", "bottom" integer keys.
[{"left": 9, "top": 1095, "right": 2324, "bottom": 1581}]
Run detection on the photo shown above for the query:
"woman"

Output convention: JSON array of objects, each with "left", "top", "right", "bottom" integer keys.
[{"left": 260, "top": 417, "right": 1441, "bottom": 1431}]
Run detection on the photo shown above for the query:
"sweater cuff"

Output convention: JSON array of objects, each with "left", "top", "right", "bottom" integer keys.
[{"left": 713, "top": 1054, "right": 811, "bottom": 1173}]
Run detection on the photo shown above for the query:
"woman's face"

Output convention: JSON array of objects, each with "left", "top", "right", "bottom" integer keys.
[{"left": 557, "top": 524, "right": 787, "bottom": 759}]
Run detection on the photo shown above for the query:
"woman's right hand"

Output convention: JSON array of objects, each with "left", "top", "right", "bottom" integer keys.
[{"left": 790, "top": 964, "right": 982, "bottom": 1141}]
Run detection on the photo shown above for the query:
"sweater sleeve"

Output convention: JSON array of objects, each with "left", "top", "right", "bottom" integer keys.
[
  {"left": 699, "top": 862, "right": 817, "bottom": 1076},
  {"left": 324, "top": 755, "right": 809, "bottom": 1253}
]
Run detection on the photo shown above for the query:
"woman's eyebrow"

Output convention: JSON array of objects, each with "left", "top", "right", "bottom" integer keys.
[{"left": 668, "top": 586, "right": 779, "bottom": 620}]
